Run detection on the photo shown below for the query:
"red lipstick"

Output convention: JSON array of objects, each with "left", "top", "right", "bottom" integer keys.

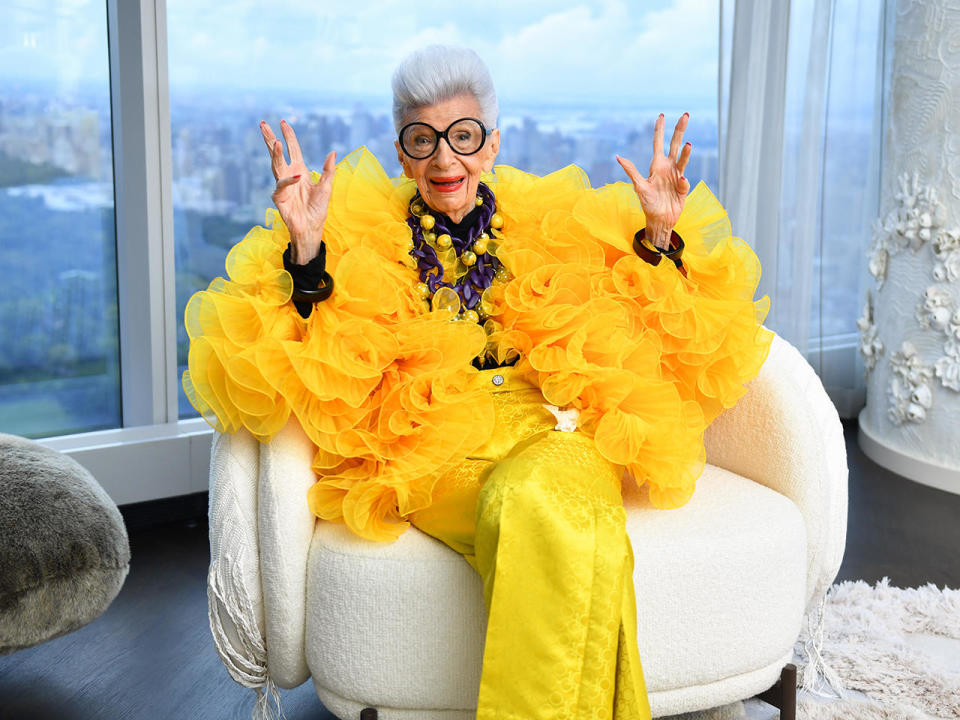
[{"left": 429, "top": 176, "right": 465, "bottom": 193}]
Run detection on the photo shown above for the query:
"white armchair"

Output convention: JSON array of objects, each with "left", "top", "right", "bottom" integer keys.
[{"left": 206, "top": 333, "right": 847, "bottom": 719}]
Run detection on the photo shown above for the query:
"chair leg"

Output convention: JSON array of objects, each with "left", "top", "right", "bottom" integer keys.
[
  {"left": 360, "top": 708, "right": 378, "bottom": 720},
  {"left": 755, "top": 663, "right": 797, "bottom": 720}
]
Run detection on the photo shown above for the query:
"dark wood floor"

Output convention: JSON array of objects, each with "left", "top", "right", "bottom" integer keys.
[
  {"left": 835, "top": 422, "right": 960, "bottom": 589},
  {"left": 2, "top": 419, "right": 959, "bottom": 720}
]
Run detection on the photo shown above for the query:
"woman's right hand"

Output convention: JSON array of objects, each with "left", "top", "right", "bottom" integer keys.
[{"left": 260, "top": 119, "right": 336, "bottom": 265}]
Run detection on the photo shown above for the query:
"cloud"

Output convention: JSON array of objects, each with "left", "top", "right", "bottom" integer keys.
[
  {"left": 0, "top": 0, "right": 110, "bottom": 88},
  {"left": 0, "top": 0, "right": 720, "bottom": 113},
  {"left": 491, "top": 0, "right": 718, "bottom": 105},
  {"left": 162, "top": 0, "right": 718, "bottom": 109}
]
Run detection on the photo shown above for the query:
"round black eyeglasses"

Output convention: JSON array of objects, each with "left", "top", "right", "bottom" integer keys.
[{"left": 398, "top": 117, "right": 487, "bottom": 159}]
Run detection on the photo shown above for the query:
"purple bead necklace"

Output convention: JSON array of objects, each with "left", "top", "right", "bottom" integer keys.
[{"left": 406, "top": 183, "right": 504, "bottom": 320}]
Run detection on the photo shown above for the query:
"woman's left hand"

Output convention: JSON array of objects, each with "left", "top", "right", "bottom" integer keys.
[{"left": 616, "top": 113, "right": 692, "bottom": 250}]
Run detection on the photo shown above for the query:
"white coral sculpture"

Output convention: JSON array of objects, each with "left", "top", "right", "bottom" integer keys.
[
  {"left": 870, "top": 173, "right": 952, "bottom": 290},
  {"left": 868, "top": 220, "right": 890, "bottom": 289},
  {"left": 916, "top": 286, "right": 953, "bottom": 331},
  {"left": 858, "top": 290, "right": 884, "bottom": 372},
  {"left": 935, "top": 339, "right": 960, "bottom": 392},
  {"left": 887, "top": 341, "right": 934, "bottom": 425},
  {"left": 890, "top": 172, "right": 945, "bottom": 251}
]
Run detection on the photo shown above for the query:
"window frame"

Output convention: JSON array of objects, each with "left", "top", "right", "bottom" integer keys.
[{"left": 37, "top": 0, "right": 210, "bottom": 505}]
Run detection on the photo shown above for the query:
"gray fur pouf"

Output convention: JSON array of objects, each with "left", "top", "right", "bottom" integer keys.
[{"left": 0, "top": 433, "right": 130, "bottom": 654}]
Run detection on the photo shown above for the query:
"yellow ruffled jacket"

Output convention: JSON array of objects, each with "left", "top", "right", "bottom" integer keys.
[{"left": 184, "top": 149, "right": 773, "bottom": 542}]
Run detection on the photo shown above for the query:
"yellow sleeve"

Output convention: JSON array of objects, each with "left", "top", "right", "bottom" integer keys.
[
  {"left": 486, "top": 170, "right": 774, "bottom": 509},
  {"left": 182, "top": 209, "right": 303, "bottom": 441},
  {"left": 184, "top": 151, "right": 499, "bottom": 543}
]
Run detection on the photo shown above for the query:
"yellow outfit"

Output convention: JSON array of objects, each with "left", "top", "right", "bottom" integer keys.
[
  {"left": 411, "top": 366, "right": 649, "bottom": 718},
  {"left": 183, "top": 148, "right": 773, "bottom": 719}
]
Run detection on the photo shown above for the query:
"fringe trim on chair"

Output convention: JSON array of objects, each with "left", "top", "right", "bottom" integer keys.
[
  {"left": 208, "top": 557, "right": 285, "bottom": 720},
  {"left": 253, "top": 678, "right": 286, "bottom": 720},
  {"left": 798, "top": 591, "right": 846, "bottom": 698}
]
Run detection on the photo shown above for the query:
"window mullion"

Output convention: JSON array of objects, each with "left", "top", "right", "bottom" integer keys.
[
  {"left": 108, "top": 0, "right": 176, "bottom": 427},
  {"left": 153, "top": 0, "right": 178, "bottom": 422}
]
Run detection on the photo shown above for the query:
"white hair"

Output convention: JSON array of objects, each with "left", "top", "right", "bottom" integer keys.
[{"left": 391, "top": 45, "right": 499, "bottom": 133}]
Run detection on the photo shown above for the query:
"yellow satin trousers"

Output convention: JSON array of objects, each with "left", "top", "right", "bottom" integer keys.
[{"left": 409, "top": 367, "right": 652, "bottom": 720}]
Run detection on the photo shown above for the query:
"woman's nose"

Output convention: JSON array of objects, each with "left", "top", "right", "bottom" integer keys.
[{"left": 432, "top": 138, "right": 457, "bottom": 166}]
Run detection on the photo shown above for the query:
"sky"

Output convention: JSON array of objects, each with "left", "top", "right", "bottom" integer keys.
[{"left": 0, "top": 0, "right": 720, "bottom": 109}]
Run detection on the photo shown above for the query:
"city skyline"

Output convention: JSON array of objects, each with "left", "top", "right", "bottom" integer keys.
[
  {"left": 0, "top": 80, "right": 869, "bottom": 437},
  {"left": 0, "top": 81, "right": 723, "bottom": 433}
]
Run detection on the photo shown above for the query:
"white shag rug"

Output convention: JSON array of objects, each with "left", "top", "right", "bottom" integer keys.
[{"left": 668, "top": 578, "right": 960, "bottom": 720}]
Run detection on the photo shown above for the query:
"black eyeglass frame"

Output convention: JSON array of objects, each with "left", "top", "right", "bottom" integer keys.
[{"left": 398, "top": 116, "right": 489, "bottom": 159}]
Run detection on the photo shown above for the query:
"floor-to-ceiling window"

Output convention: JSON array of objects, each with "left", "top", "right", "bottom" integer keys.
[
  {"left": 0, "top": 0, "right": 120, "bottom": 437},
  {"left": 0, "top": 1, "right": 721, "bottom": 502}
]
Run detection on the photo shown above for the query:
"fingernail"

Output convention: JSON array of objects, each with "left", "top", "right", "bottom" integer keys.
[
  {"left": 684, "top": 112, "right": 689, "bottom": 118},
  {"left": 659, "top": 113, "right": 664, "bottom": 118},
  {"left": 686, "top": 142, "right": 691, "bottom": 146},
  {"left": 293, "top": 174, "right": 301, "bottom": 179}
]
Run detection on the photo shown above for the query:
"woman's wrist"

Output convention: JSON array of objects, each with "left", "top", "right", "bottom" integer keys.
[
  {"left": 644, "top": 221, "right": 673, "bottom": 250},
  {"left": 288, "top": 230, "right": 324, "bottom": 265},
  {"left": 283, "top": 242, "right": 333, "bottom": 318}
]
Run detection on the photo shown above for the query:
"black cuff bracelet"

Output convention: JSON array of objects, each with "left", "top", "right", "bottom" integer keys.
[
  {"left": 633, "top": 228, "right": 686, "bottom": 275},
  {"left": 291, "top": 274, "right": 334, "bottom": 303},
  {"left": 283, "top": 244, "right": 335, "bottom": 303}
]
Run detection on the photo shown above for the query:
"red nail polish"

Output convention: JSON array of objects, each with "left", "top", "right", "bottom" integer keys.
[
  {"left": 293, "top": 174, "right": 301, "bottom": 179},
  {"left": 684, "top": 112, "right": 689, "bottom": 118}
]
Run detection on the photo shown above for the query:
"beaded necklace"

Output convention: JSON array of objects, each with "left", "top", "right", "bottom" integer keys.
[{"left": 406, "top": 182, "right": 508, "bottom": 324}]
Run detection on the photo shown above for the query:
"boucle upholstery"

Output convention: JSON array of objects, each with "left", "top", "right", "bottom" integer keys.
[
  {"left": 207, "top": 332, "right": 847, "bottom": 718},
  {"left": 704, "top": 334, "right": 848, "bottom": 613},
  {"left": 305, "top": 468, "right": 806, "bottom": 718},
  {"left": 0, "top": 433, "right": 129, "bottom": 655},
  {"left": 258, "top": 419, "right": 316, "bottom": 689},
  {"left": 207, "top": 428, "right": 266, "bottom": 686}
]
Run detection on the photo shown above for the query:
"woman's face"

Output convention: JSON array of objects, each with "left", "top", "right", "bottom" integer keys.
[{"left": 395, "top": 93, "right": 500, "bottom": 223}]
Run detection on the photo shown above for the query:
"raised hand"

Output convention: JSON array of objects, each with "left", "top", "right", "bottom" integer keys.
[
  {"left": 616, "top": 113, "right": 692, "bottom": 250},
  {"left": 260, "top": 119, "right": 336, "bottom": 264}
]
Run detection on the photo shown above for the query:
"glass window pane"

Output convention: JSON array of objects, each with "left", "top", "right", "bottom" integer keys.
[
  {"left": 167, "top": 1, "right": 719, "bottom": 418},
  {"left": 0, "top": 1, "right": 120, "bottom": 438}
]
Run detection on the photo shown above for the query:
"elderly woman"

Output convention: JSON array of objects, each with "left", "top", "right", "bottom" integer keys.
[{"left": 185, "top": 46, "right": 772, "bottom": 719}]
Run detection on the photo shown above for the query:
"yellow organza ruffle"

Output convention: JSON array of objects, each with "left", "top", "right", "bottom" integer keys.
[
  {"left": 184, "top": 149, "right": 773, "bottom": 540},
  {"left": 185, "top": 150, "right": 494, "bottom": 541},
  {"left": 483, "top": 165, "right": 773, "bottom": 508}
]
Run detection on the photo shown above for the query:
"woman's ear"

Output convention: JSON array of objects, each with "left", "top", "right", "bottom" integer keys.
[
  {"left": 483, "top": 128, "right": 501, "bottom": 173},
  {"left": 395, "top": 140, "right": 413, "bottom": 178}
]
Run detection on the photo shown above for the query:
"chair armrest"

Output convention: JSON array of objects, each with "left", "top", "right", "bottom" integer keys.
[
  {"left": 257, "top": 417, "right": 317, "bottom": 689},
  {"left": 703, "top": 333, "right": 848, "bottom": 613},
  {"left": 208, "top": 418, "right": 318, "bottom": 703},
  {"left": 207, "top": 427, "right": 268, "bottom": 688}
]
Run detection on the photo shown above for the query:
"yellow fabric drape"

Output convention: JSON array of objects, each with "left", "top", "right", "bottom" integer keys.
[{"left": 410, "top": 368, "right": 651, "bottom": 719}]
